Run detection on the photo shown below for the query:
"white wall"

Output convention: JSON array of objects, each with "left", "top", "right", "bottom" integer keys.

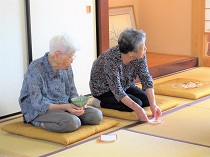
[
  {"left": 0, "top": 0, "right": 27, "bottom": 117},
  {"left": 30, "top": 0, "right": 97, "bottom": 95},
  {"left": 139, "top": 0, "right": 192, "bottom": 55}
]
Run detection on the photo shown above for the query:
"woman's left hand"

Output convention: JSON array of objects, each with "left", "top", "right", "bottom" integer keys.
[
  {"left": 83, "top": 104, "right": 87, "bottom": 109},
  {"left": 150, "top": 104, "right": 162, "bottom": 120}
]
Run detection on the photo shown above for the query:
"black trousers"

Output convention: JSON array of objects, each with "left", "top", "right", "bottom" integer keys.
[{"left": 94, "top": 84, "right": 150, "bottom": 112}]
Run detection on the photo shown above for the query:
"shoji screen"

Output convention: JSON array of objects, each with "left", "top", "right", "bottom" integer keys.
[
  {"left": 0, "top": 0, "right": 27, "bottom": 117},
  {"left": 29, "top": 0, "right": 97, "bottom": 95}
]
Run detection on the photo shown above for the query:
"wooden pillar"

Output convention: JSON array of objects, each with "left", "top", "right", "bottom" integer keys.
[
  {"left": 191, "top": 0, "right": 205, "bottom": 66},
  {"left": 96, "top": 0, "right": 109, "bottom": 55}
]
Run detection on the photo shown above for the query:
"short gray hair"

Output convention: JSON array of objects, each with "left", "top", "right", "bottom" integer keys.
[
  {"left": 118, "top": 28, "right": 146, "bottom": 54},
  {"left": 49, "top": 34, "right": 80, "bottom": 55}
]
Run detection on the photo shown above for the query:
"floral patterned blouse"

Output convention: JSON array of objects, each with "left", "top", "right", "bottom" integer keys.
[
  {"left": 89, "top": 45, "right": 154, "bottom": 101},
  {"left": 19, "top": 52, "right": 78, "bottom": 122}
]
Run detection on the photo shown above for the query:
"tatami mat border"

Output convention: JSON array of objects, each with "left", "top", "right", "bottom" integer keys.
[
  {"left": 119, "top": 95, "right": 210, "bottom": 130},
  {"left": 159, "top": 95, "right": 210, "bottom": 115},
  {"left": 122, "top": 95, "right": 210, "bottom": 130},
  {"left": 126, "top": 129, "right": 210, "bottom": 148},
  {"left": 185, "top": 95, "right": 210, "bottom": 106},
  {"left": 40, "top": 127, "right": 123, "bottom": 157},
  {"left": 121, "top": 96, "right": 210, "bottom": 149}
]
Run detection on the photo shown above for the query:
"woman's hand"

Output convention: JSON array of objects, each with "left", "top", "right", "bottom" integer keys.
[
  {"left": 134, "top": 107, "right": 149, "bottom": 122},
  {"left": 145, "top": 88, "right": 162, "bottom": 120},
  {"left": 150, "top": 104, "right": 162, "bottom": 120},
  {"left": 121, "top": 96, "right": 149, "bottom": 122},
  {"left": 64, "top": 103, "right": 85, "bottom": 116},
  {"left": 83, "top": 104, "right": 87, "bottom": 109}
]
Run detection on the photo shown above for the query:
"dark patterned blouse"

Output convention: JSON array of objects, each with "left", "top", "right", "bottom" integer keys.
[
  {"left": 89, "top": 45, "right": 154, "bottom": 101},
  {"left": 19, "top": 52, "right": 78, "bottom": 122}
]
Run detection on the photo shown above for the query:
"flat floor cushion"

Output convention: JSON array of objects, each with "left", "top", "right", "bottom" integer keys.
[
  {"left": 93, "top": 97, "right": 178, "bottom": 121},
  {"left": 1, "top": 117, "right": 118, "bottom": 146},
  {"left": 154, "top": 78, "right": 210, "bottom": 100}
]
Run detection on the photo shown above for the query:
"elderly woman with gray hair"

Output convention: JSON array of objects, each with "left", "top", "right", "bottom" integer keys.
[
  {"left": 19, "top": 34, "right": 102, "bottom": 133},
  {"left": 90, "top": 28, "right": 162, "bottom": 122}
]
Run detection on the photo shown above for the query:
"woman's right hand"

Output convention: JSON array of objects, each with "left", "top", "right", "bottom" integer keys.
[
  {"left": 134, "top": 107, "right": 149, "bottom": 122},
  {"left": 121, "top": 96, "right": 149, "bottom": 122},
  {"left": 64, "top": 103, "right": 85, "bottom": 116}
]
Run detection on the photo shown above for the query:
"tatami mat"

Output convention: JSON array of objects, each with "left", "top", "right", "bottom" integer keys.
[
  {"left": 0, "top": 148, "right": 28, "bottom": 157},
  {"left": 189, "top": 96, "right": 210, "bottom": 110},
  {"left": 128, "top": 98, "right": 210, "bottom": 147},
  {"left": 0, "top": 117, "right": 69, "bottom": 157},
  {"left": 41, "top": 130, "right": 210, "bottom": 157}
]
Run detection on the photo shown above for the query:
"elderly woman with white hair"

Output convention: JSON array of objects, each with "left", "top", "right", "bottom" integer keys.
[
  {"left": 90, "top": 28, "right": 162, "bottom": 122},
  {"left": 19, "top": 34, "right": 102, "bottom": 133}
]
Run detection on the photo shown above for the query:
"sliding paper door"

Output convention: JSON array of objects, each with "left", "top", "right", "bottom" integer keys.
[
  {"left": 0, "top": 0, "right": 27, "bottom": 117},
  {"left": 29, "top": 0, "right": 97, "bottom": 95}
]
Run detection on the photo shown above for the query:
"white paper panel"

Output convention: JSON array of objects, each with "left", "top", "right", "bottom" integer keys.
[
  {"left": 206, "top": 0, "right": 210, "bottom": 8},
  {"left": 205, "top": 9, "right": 210, "bottom": 20},
  {"left": 205, "top": 21, "right": 210, "bottom": 32}
]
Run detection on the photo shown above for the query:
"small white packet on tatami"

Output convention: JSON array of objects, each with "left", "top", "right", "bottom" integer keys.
[{"left": 99, "top": 134, "right": 118, "bottom": 142}]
